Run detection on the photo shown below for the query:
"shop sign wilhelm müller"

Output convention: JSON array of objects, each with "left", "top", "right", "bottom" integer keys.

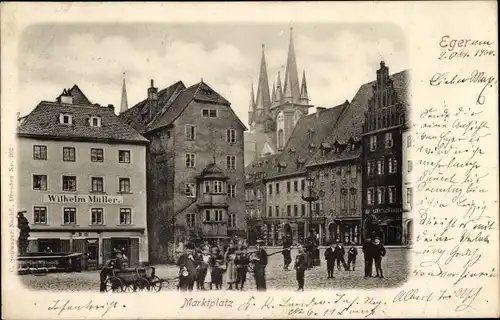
[{"left": 43, "top": 194, "right": 123, "bottom": 204}]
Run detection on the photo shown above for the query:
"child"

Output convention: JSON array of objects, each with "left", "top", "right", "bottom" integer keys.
[
  {"left": 294, "top": 245, "right": 308, "bottom": 291},
  {"left": 347, "top": 245, "right": 358, "bottom": 271}
]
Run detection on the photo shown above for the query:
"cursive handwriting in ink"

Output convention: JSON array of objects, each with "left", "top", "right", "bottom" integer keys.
[{"left": 47, "top": 299, "right": 119, "bottom": 318}]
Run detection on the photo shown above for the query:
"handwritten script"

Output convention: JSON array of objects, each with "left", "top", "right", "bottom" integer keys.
[
  {"left": 47, "top": 299, "right": 123, "bottom": 318},
  {"left": 410, "top": 34, "right": 498, "bottom": 313}
]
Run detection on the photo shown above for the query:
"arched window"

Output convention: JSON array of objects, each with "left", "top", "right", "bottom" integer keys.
[
  {"left": 293, "top": 110, "right": 301, "bottom": 126},
  {"left": 278, "top": 129, "right": 284, "bottom": 149}
]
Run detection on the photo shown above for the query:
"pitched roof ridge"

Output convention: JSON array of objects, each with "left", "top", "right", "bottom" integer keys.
[{"left": 147, "top": 81, "right": 186, "bottom": 127}]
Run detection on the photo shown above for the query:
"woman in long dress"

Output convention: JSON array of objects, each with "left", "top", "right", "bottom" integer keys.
[
  {"left": 225, "top": 243, "right": 237, "bottom": 290},
  {"left": 203, "top": 248, "right": 212, "bottom": 289}
]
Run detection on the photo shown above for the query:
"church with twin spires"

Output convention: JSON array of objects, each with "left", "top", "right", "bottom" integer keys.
[{"left": 244, "top": 28, "right": 313, "bottom": 166}]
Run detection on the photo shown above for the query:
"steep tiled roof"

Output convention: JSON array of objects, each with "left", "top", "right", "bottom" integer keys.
[
  {"left": 148, "top": 81, "right": 243, "bottom": 133},
  {"left": 307, "top": 69, "right": 410, "bottom": 166},
  {"left": 196, "top": 162, "right": 229, "bottom": 180},
  {"left": 56, "top": 85, "right": 92, "bottom": 105},
  {"left": 17, "top": 101, "right": 149, "bottom": 144},
  {"left": 245, "top": 153, "right": 279, "bottom": 182},
  {"left": 261, "top": 102, "right": 348, "bottom": 180},
  {"left": 119, "top": 81, "right": 185, "bottom": 134}
]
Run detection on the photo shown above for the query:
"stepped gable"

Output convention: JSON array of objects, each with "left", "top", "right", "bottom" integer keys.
[
  {"left": 55, "top": 85, "right": 91, "bottom": 105},
  {"left": 17, "top": 101, "right": 148, "bottom": 144},
  {"left": 307, "top": 69, "right": 410, "bottom": 167},
  {"left": 119, "top": 81, "right": 185, "bottom": 134}
]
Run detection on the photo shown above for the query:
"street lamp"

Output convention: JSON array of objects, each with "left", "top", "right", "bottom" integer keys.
[{"left": 301, "top": 176, "right": 319, "bottom": 238}]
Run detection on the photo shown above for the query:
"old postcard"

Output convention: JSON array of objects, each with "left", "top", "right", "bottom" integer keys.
[{"left": 1, "top": 1, "right": 498, "bottom": 319}]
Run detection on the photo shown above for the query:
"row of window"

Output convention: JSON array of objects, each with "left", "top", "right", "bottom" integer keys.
[
  {"left": 185, "top": 181, "right": 236, "bottom": 198},
  {"left": 32, "top": 206, "right": 132, "bottom": 225},
  {"left": 369, "top": 132, "right": 394, "bottom": 151},
  {"left": 366, "top": 158, "right": 398, "bottom": 176},
  {"left": 33, "top": 145, "right": 131, "bottom": 163},
  {"left": 185, "top": 154, "right": 237, "bottom": 169},
  {"left": 58, "top": 113, "right": 102, "bottom": 127},
  {"left": 33, "top": 175, "right": 132, "bottom": 193},
  {"left": 366, "top": 186, "right": 399, "bottom": 205},
  {"left": 185, "top": 126, "right": 238, "bottom": 143},
  {"left": 185, "top": 211, "right": 237, "bottom": 227}
]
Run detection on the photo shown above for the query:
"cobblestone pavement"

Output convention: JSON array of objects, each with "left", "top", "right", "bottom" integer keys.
[{"left": 19, "top": 248, "right": 408, "bottom": 292}]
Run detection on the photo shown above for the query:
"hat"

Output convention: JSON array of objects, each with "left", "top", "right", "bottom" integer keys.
[
  {"left": 186, "top": 242, "right": 195, "bottom": 250},
  {"left": 256, "top": 239, "right": 265, "bottom": 244}
]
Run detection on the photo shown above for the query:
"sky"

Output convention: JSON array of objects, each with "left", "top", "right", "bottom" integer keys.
[{"left": 19, "top": 23, "right": 408, "bottom": 125}]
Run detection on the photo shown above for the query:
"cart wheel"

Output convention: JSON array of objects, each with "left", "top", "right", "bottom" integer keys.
[
  {"left": 150, "top": 276, "right": 162, "bottom": 292},
  {"left": 123, "top": 283, "right": 135, "bottom": 292},
  {"left": 104, "top": 276, "right": 123, "bottom": 292},
  {"left": 135, "top": 277, "right": 151, "bottom": 292}
]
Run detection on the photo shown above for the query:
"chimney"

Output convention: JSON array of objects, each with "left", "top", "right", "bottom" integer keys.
[
  {"left": 147, "top": 79, "right": 159, "bottom": 121},
  {"left": 148, "top": 79, "right": 158, "bottom": 100},
  {"left": 60, "top": 89, "right": 73, "bottom": 104},
  {"left": 316, "top": 107, "right": 326, "bottom": 118},
  {"left": 107, "top": 104, "right": 115, "bottom": 112}
]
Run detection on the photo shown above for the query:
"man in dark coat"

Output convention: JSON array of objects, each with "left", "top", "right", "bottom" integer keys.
[
  {"left": 282, "top": 235, "right": 292, "bottom": 271},
  {"left": 362, "top": 237, "right": 374, "bottom": 277},
  {"left": 294, "top": 245, "right": 308, "bottom": 291},
  {"left": 177, "top": 242, "right": 198, "bottom": 291},
  {"left": 334, "top": 242, "right": 348, "bottom": 271},
  {"left": 347, "top": 245, "right": 358, "bottom": 271},
  {"left": 324, "top": 242, "right": 336, "bottom": 278},
  {"left": 234, "top": 245, "right": 249, "bottom": 290},
  {"left": 372, "top": 237, "right": 386, "bottom": 278},
  {"left": 252, "top": 239, "right": 268, "bottom": 291}
]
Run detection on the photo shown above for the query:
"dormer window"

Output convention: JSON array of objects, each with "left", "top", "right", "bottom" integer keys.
[
  {"left": 59, "top": 113, "right": 73, "bottom": 125},
  {"left": 307, "top": 128, "right": 315, "bottom": 136},
  {"left": 351, "top": 143, "right": 356, "bottom": 151},
  {"left": 308, "top": 143, "right": 316, "bottom": 153},
  {"left": 90, "top": 116, "right": 102, "bottom": 127}
]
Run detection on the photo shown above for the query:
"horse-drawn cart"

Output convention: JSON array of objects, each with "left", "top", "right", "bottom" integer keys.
[{"left": 104, "top": 266, "right": 164, "bottom": 292}]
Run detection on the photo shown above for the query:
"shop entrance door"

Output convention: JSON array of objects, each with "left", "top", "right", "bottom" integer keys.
[{"left": 86, "top": 239, "right": 99, "bottom": 270}]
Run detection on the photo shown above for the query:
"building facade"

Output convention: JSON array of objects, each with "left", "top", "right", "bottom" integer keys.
[
  {"left": 361, "top": 62, "right": 409, "bottom": 245},
  {"left": 245, "top": 104, "right": 348, "bottom": 246},
  {"left": 244, "top": 28, "right": 313, "bottom": 166},
  {"left": 402, "top": 126, "right": 413, "bottom": 245},
  {"left": 245, "top": 61, "right": 410, "bottom": 247},
  {"left": 17, "top": 87, "right": 149, "bottom": 268},
  {"left": 120, "top": 80, "right": 246, "bottom": 263}
]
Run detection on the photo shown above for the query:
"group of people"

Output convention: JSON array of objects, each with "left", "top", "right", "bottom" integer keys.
[
  {"left": 176, "top": 238, "right": 269, "bottom": 291},
  {"left": 284, "top": 233, "right": 386, "bottom": 291},
  {"left": 362, "top": 236, "right": 386, "bottom": 278},
  {"left": 324, "top": 242, "right": 358, "bottom": 278},
  {"left": 99, "top": 247, "right": 129, "bottom": 292}
]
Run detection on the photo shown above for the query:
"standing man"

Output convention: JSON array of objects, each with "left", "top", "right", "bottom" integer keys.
[
  {"left": 324, "top": 242, "right": 336, "bottom": 278},
  {"left": 252, "top": 239, "right": 268, "bottom": 291},
  {"left": 372, "top": 237, "right": 386, "bottom": 278},
  {"left": 235, "top": 245, "right": 249, "bottom": 290},
  {"left": 334, "top": 242, "right": 347, "bottom": 271},
  {"left": 294, "top": 245, "right": 308, "bottom": 291},
  {"left": 282, "top": 235, "right": 292, "bottom": 271},
  {"left": 347, "top": 245, "right": 358, "bottom": 271},
  {"left": 362, "top": 237, "right": 374, "bottom": 277}
]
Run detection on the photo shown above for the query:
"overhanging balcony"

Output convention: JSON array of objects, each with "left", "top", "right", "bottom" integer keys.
[{"left": 197, "top": 193, "right": 229, "bottom": 208}]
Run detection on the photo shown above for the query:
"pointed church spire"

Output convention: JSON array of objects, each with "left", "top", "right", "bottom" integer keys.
[
  {"left": 282, "top": 27, "right": 301, "bottom": 104},
  {"left": 273, "top": 71, "right": 283, "bottom": 104},
  {"left": 254, "top": 44, "right": 271, "bottom": 119},
  {"left": 299, "top": 69, "right": 309, "bottom": 105},
  {"left": 248, "top": 83, "right": 256, "bottom": 126},
  {"left": 271, "top": 82, "right": 276, "bottom": 104},
  {"left": 120, "top": 72, "right": 128, "bottom": 114}
]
